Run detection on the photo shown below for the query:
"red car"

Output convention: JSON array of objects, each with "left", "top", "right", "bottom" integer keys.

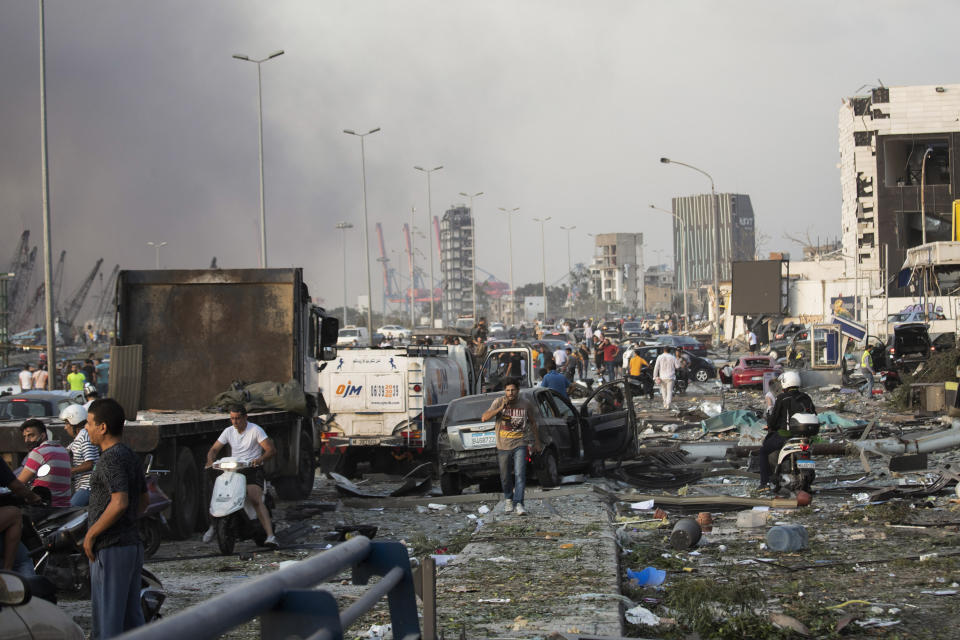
[{"left": 727, "top": 356, "right": 781, "bottom": 388}]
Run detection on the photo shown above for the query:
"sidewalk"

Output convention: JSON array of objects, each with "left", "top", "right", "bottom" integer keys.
[{"left": 433, "top": 485, "right": 623, "bottom": 638}]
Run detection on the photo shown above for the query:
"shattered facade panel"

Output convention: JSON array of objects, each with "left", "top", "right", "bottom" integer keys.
[{"left": 839, "top": 84, "right": 960, "bottom": 294}]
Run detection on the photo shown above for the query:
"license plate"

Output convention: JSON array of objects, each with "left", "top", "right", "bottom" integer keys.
[
  {"left": 797, "top": 460, "right": 815, "bottom": 469},
  {"left": 751, "top": 376, "right": 762, "bottom": 381},
  {"left": 462, "top": 431, "right": 496, "bottom": 450},
  {"left": 350, "top": 437, "right": 381, "bottom": 445}
]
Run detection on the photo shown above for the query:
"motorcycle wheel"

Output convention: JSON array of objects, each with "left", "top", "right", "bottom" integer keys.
[
  {"left": 140, "top": 519, "right": 163, "bottom": 559},
  {"left": 800, "top": 469, "right": 815, "bottom": 494},
  {"left": 215, "top": 517, "right": 237, "bottom": 555}
]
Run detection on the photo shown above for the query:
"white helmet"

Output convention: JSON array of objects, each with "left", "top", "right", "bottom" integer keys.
[
  {"left": 780, "top": 370, "right": 801, "bottom": 390},
  {"left": 60, "top": 404, "right": 88, "bottom": 426}
]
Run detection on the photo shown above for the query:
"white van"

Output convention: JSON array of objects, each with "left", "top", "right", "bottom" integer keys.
[{"left": 337, "top": 326, "right": 370, "bottom": 347}]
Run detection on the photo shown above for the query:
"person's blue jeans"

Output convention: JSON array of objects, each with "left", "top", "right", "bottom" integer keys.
[
  {"left": 71, "top": 488, "right": 90, "bottom": 507},
  {"left": 497, "top": 447, "right": 526, "bottom": 505},
  {"left": 605, "top": 361, "right": 616, "bottom": 382},
  {"left": 90, "top": 543, "right": 145, "bottom": 639},
  {"left": 860, "top": 367, "right": 874, "bottom": 398}
]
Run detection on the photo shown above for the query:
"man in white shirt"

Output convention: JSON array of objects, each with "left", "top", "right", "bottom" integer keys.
[
  {"left": 553, "top": 346, "right": 568, "bottom": 372},
  {"left": 583, "top": 322, "right": 593, "bottom": 350},
  {"left": 18, "top": 365, "right": 34, "bottom": 391},
  {"left": 748, "top": 330, "right": 758, "bottom": 353},
  {"left": 204, "top": 405, "right": 279, "bottom": 548},
  {"left": 621, "top": 344, "right": 636, "bottom": 378},
  {"left": 652, "top": 347, "right": 679, "bottom": 410}
]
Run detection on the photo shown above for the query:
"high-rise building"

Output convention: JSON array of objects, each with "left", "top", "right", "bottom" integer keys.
[
  {"left": 671, "top": 194, "right": 756, "bottom": 289},
  {"left": 839, "top": 84, "right": 960, "bottom": 294},
  {"left": 439, "top": 205, "right": 474, "bottom": 324},
  {"left": 588, "top": 233, "right": 644, "bottom": 309}
]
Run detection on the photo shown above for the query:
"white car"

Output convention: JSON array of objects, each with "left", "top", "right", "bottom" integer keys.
[
  {"left": 337, "top": 327, "right": 370, "bottom": 347},
  {"left": 376, "top": 325, "right": 411, "bottom": 340}
]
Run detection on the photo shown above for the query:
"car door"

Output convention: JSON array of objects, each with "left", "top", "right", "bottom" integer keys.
[
  {"left": 533, "top": 389, "right": 568, "bottom": 458},
  {"left": 546, "top": 391, "right": 584, "bottom": 459},
  {"left": 578, "top": 380, "right": 637, "bottom": 461}
]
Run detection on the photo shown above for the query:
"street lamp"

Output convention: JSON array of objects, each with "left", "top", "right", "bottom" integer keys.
[
  {"left": 558, "top": 225, "right": 576, "bottom": 275},
  {"left": 146, "top": 241, "right": 168, "bottom": 269},
  {"left": 920, "top": 147, "right": 934, "bottom": 246},
  {"left": 498, "top": 207, "right": 521, "bottom": 325},
  {"left": 649, "top": 204, "right": 688, "bottom": 325},
  {"left": 533, "top": 217, "right": 552, "bottom": 322},
  {"left": 38, "top": 0, "right": 56, "bottom": 375},
  {"left": 660, "top": 156, "right": 720, "bottom": 343},
  {"left": 459, "top": 191, "right": 484, "bottom": 322},
  {"left": 336, "top": 222, "right": 353, "bottom": 326},
  {"left": 414, "top": 165, "right": 443, "bottom": 327},
  {"left": 344, "top": 127, "right": 380, "bottom": 343},
  {"left": 233, "top": 49, "right": 284, "bottom": 268}
]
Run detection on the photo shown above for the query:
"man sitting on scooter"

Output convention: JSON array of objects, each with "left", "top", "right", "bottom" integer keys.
[
  {"left": 759, "top": 371, "right": 815, "bottom": 493},
  {"left": 204, "top": 405, "right": 279, "bottom": 549}
]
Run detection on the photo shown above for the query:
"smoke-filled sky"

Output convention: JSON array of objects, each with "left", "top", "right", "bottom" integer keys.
[{"left": 2, "top": 1, "right": 957, "bottom": 317}]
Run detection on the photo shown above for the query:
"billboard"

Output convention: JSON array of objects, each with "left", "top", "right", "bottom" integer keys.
[{"left": 731, "top": 260, "right": 784, "bottom": 315}]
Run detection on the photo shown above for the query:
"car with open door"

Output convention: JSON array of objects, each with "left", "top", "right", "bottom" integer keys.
[
  {"left": 477, "top": 346, "right": 534, "bottom": 391},
  {"left": 436, "top": 381, "right": 637, "bottom": 495}
]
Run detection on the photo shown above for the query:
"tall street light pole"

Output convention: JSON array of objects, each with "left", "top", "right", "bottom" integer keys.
[
  {"left": 498, "top": 207, "right": 521, "bottom": 325},
  {"left": 344, "top": 127, "right": 380, "bottom": 343},
  {"left": 559, "top": 225, "right": 576, "bottom": 275},
  {"left": 147, "top": 241, "right": 168, "bottom": 269},
  {"left": 414, "top": 165, "right": 443, "bottom": 327},
  {"left": 533, "top": 217, "right": 552, "bottom": 322},
  {"left": 233, "top": 49, "right": 284, "bottom": 268},
  {"left": 661, "top": 157, "right": 720, "bottom": 345},
  {"left": 459, "top": 191, "right": 484, "bottom": 322},
  {"left": 649, "top": 204, "right": 688, "bottom": 325},
  {"left": 336, "top": 222, "right": 353, "bottom": 326},
  {"left": 38, "top": 0, "right": 56, "bottom": 372}
]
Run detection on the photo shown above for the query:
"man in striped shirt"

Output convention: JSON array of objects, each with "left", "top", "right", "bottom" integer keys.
[
  {"left": 18, "top": 419, "right": 72, "bottom": 507},
  {"left": 61, "top": 404, "right": 100, "bottom": 506}
]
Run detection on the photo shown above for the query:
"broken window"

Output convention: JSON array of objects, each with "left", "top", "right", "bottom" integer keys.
[{"left": 882, "top": 138, "right": 950, "bottom": 187}]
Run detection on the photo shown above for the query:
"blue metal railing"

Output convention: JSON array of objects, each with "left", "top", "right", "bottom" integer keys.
[{"left": 119, "top": 536, "right": 421, "bottom": 640}]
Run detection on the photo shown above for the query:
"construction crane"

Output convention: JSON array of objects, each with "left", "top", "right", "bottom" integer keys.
[
  {"left": 93, "top": 264, "right": 119, "bottom": 334},
  {"left": 53, "top": 249, "right": 66, "bottom": 315},
  {"left": 15, "top": 250, "right": 66, "bottom": 330},
  {"left": 375, "top": 223, "right": 403, "bottom": 311},
  {"left": 8, "top": 246, "right": 37, "bottom": 327},
  {"left": 6, "top": 231, "right": 30, "bottom": 308},
  {"left": 59, "top": 258, "right": 103, "bottom": 340}
]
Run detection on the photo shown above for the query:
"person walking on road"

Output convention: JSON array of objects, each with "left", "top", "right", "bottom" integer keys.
[
  {"left": 481, "top": 379, "right": 542, "bottom": 516},
  {"left": 652, "top": 347, "right": 679, "bottom": 410},
  {"left": 83, "top": 398, "right": 148, "bottom": 639},
  {"left": 860, "top": 345, "right": 875, "bottom": 399}
]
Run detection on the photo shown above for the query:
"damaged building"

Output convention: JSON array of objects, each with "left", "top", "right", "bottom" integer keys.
[{"left": 839, "top": 84, "right": 960, "bottom": 297}]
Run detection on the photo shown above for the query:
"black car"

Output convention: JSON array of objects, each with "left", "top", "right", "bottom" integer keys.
[
  {"left": 598, "top": 320, "right": 622, "bottom": 341},
  {"left": 437, "top": 382, "right": 636, "bottom": 495},
  {"left": 656, "top": 335, "right": 707, "bottom": 357},
  {"left": 0, "top": 390, "right": 85, "bottom": 421},
  {"left": 622, "top": 321, "right": 649, "bottom": 340},
  {"left": 633, "top": 345, "right": 716, "bottom": 383},
  {"left": 884, "top": 323, "right": 932, "bottom": 371}
]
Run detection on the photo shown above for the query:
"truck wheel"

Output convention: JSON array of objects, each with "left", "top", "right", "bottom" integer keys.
[
  {"left": 440, "top": 471, "right": 462, "bottom": 496},
  {"left": 535, "top": 448, "right": 560, "bottom": 487},
  {"left": 170, "top": 447, "right": 199, "bottom": 539},
  {"left": 276, "top": 431, "right": 316, "bottom": 500},
  {"left": 215, "top": 517, "right": 236, "bottom": 555}
]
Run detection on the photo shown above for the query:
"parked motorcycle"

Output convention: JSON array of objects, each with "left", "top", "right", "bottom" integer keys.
[
  {"left": 768, "top": 412, "right": 820, "bottom": 494},
  {"left": 140, "top": 454, "right": 172, "bottom": 559},
  {"left": 15, "top": 464, "right": 166, "bottom": 620},
  {"left": 568, "top": 378, "right": 596, "bottom": 399},
  {"left": 209, "top": 458, "right": 274, "bottom": 555}
]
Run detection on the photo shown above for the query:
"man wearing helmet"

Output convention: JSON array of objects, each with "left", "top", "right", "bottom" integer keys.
[
  {"left": 760, "top": 371, "right": 815, "bottom": 491},
  {"left": 83, "top": 383, "right": 99, "bottom": 409},
  {"left": 61, "top": 404, "right": 101, "bottom": 506}
]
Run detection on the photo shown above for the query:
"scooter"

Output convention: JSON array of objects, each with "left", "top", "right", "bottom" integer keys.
[
  {"left": 769, "top": 413, "right": 820, "bottom": 495},
  {"left": 140, "top": 454, "right": 172, "bottom": 559},
  {"left": 209, "top": 457, "right": 274, "bottom": 555}
]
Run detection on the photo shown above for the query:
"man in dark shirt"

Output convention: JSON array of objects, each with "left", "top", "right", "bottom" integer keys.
[{"left": 83, "top": 398, "right": 147, "bottom": 638}]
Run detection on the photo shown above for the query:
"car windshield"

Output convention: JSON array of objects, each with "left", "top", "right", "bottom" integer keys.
[
  {"left": 340, "top": 329, "right": 358, "bottom": 337},
  {"left": 623, "top": 322, "right": 642, "bottom": 330},
  {"left": 445, "top": 396, "right": 499, "bottom": 426},
  {"left": 742, "top": 358, "right": 772, "bottom": 368},
  {"left": 0, "top": 400, "right": 51, "bottom": 420}
]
